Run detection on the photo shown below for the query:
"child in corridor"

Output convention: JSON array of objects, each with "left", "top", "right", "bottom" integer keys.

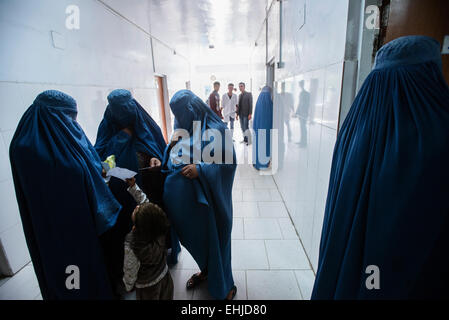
[{"left": 122, "top": 177, "right": 174, "bottom": 300}]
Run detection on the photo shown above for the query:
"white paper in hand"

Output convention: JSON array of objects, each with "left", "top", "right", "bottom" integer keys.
[{"left": 106, "top": 167, "right": 137, "bottom": 181}]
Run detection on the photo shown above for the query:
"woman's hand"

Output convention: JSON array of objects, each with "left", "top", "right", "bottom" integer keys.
[
  {"left": 181, "top": 164, "right": 199, "bottom": 179},
  {"left": 149, "top": 158, "right": 161, "bottom": 167}
]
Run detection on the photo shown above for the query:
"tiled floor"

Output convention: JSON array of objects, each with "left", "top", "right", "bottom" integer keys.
[
  {"left": 165, "top": 162, "right": 316, "bottom": 300},
  {"left": 0, "top": 264, "right": 42, "bottom": 300},
  {"left": 0, "top": 128, "right": 316, "bottom": 300}
]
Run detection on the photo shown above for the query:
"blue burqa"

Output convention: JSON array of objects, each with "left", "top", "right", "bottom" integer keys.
[
  {"left": 9, "top": 90, "right": 121, "bottom": 300},
  {"left": 253, "top": 86, "right": 273, "bottom": 170},
  {"left": 312, "top": 36, "right": 449, "bottom": 299},
  {"left": 162, "top": 90, "right": 237, "bottom": 299},
  {"left": 94, "top": 89, "right": 180, "bottom": 269},
  {"left": 95, "top": 89, "right": 167, "bottom": 175}
]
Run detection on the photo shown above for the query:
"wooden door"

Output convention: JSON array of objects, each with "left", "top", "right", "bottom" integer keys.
[
  {"left": 155, "top": 76, "right": 168, "bottom": 143},
  {"left": 384, "top": 0, "right": 449, "bottom": 83}
]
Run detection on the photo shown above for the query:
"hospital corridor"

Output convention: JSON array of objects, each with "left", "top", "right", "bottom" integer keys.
[
  {"left": 0, "top": 124, "right": 315, "bottom": 300},
  {"left": 1, "top": 0, "right": 449, "bottom": 304}
]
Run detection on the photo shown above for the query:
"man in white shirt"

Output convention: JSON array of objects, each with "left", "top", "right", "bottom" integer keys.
[{"left": 221, "top": 83, "right": 238, "bottom": 137}]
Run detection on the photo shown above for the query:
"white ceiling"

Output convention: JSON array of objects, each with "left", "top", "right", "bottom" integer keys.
[{"left": 148, "top": 0, "right": 267, "bottom": 65}]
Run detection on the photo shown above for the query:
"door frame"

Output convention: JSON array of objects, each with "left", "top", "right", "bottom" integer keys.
[
  {"left": 154, "top": 74, "right": 171, "bottom": 143},
  {"left": 267, "top": 57, "right": 276, "bottom": 95}
]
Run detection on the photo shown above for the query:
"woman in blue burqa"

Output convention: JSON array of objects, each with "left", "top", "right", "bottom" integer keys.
[
  {"left": 312, "top": 36, "right": 449, "bottom": 299},
  {"left": 252, "top": 86, "right": 273, "bottom": 170},
  {"left": 9, "top": 90, "right": 121, "bottom": 299},
  {"left": 94, "top": 89, "right": 180, "bottom": 295},
  {"left": 162, "top": 90, "right": 237, "bottom": 300}
]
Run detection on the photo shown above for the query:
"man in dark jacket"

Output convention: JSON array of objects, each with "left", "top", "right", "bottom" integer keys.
[
  {"left": 207, "top": 81, "right": 223, "bottom": 119},
  {"left": 237, "top": 82, "right": 253, "bottom": 145}
]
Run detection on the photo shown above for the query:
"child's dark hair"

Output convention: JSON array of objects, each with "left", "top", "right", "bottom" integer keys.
[{"left": 132, "top": 203, "right": 170, "bottom": 248}]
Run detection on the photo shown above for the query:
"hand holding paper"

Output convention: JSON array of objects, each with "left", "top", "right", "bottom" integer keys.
[{"left": 106, "top": 167, "right": 137, "bottom": 181}]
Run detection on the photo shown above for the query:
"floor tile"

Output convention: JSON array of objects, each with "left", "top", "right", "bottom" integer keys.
[
  {"left": 0, "top": 277, "right": 10, "bottom": 287},
  {"left": 192, "top": 280, "right": 212, "bottom": 300},
  {"left": 258, "top": 202, "right": 289, "bottom": 218},
  {"left": 265, "top": 240, "right": 311, "bottom": 270},
  {"left": 0, "top": 264, "right": 41, "bottom": 300},
  {"left": 170, "top": 269, "right": 195, "bottom": 300},
  {"left": 294, "top": 270, "right": 315, "bottom": 300},
  {"left": 232, "top": 189, "right": 243, "bottom": 202},
  {"left": 269, "top": 189, "right": 282, "bottom": 201},
  {"left": 232, "top": 270, "right": 247, "bottom": 300},
  {"left": 172, "top": 247, "right": 199, "bottom": 270},
  {"left": 244, "top": 218, "right": 282, "bottom": 240},
  {"left": 246, "top": 270, "right": 302, "bottom": 300},
  {"left": 278, "top": 218, "right": 299, "bottom": 239},
  {"left": 234, "top": 179, "right": 254, "bottom": 188},
  {"left": 231, "top": 240, "right": 269, "bottom": 270},
  {"left": 242, "top": 189, "right": 271, "bottom": 202},
  {"left": 232, "top": 218, "right": 244, "bottom": 239},
  {"left": 233, "top": 202, "right": 259, "bottom": 217},
  {"left": 236, "top": 167, "right": 259, "bottom": 179},
  {"left": 253, "top": 178, "right": 276, "bottom": 188},
  {"left": 251, "top": 174, "right": 270, "bottom": 181}
]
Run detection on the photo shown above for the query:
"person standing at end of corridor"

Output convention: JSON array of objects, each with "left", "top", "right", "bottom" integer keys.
[
  {"left": 295, "top": 80, "right": 310, "bottom": 147},
  {"left": 252, "top": 86, "right": 273, "bottom": 170},
  {"left": 279, "top": 82, "right": 294, "bottom": 143},
  {"left": 207, "top": 81, "right": 223, "bottom": 119},
  {"left": 222, "top": 83, "right": 238, "bottom": 138},
  {"left": 237, "top": 82, "right": 253, "bottom": 145}
]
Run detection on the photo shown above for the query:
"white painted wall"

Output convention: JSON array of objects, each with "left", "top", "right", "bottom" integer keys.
[
  {"left": 251, "top": 0, "right": 352, "bottom": 272},
  {"left": 251, "top": 21, "right": 267, "bottom": 94},
  {"left": 0, "top": 0, "right": 190, "bottom": 275}
]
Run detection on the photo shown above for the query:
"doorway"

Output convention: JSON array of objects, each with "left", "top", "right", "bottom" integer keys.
[
  {"left": 267, "top": 60, "right": 275, "bottom": 96},
  {"left": 155, "top": 75, "right": 171, "bottom": 143}
]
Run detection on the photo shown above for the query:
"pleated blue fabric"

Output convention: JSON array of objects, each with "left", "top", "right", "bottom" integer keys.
[
  {"left": 253, "top": 86, "right": 273, "bottom": 170},
  {"left": 162, "top": 90, "right": 237, "bottom": 299},
  {"left": 94, "top": 89, "right": 180, "bottom": 275},
  {"left": 95, "top": 89, "right": 166, "bottom": 176},
  {"left": 10, "top": 90, "right": 121, "bottom": 299},
  {"left": 312, "top": 36, "right": 449, "bottom": 299}
]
